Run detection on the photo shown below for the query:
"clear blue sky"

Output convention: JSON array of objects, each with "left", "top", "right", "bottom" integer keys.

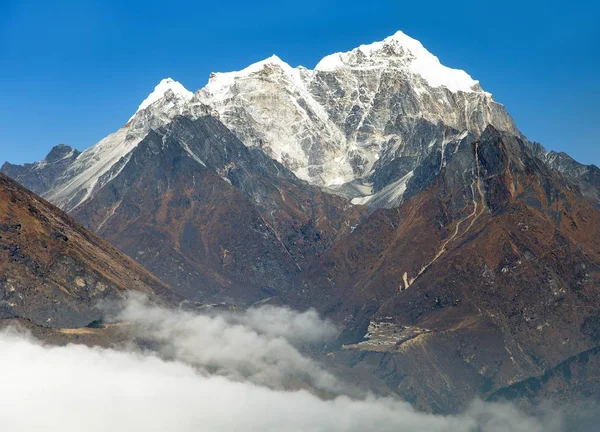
[{"left": 1, "top": 0, "right": 598, "bottom": 167}]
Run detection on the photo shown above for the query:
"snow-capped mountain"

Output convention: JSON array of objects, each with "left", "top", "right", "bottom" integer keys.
[
  {"left": 129, "top": 77, "right": 193, "bottom": 121},
  {"left": 3, "top": 31, "right": 523, "bottom": 211},
  {"left": 7, "top": 30, "right": 595, "bottom": 213},
  {"left": 194, "top": 31, "right": 519, "bottom": 199}
]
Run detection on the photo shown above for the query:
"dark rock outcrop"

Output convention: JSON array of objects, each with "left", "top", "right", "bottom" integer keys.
[
  {"left": 1, "top": 144, "right": 80, "bottom": 196},
  {"left": 287, "top": 127, "right": 600, "bottom": 412}
]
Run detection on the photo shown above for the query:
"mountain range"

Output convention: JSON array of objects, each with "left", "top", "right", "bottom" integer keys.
[{"left": 2, "top": 30, "right": 600, "bottom": 413}]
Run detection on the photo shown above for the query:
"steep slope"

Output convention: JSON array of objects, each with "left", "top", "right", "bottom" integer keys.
[
  {"left": 71, "top": 115, "right": 364, "bottom": 302},
  {"left": 1, "top": 78, "right": 197, "bottom": 212},
  {"left": 0, "top": 173, "right": 174, "bottom": 328},
  {"left": 489, "top": 345, "right": 600, "bottom": 408},
  {"left": 195, "top": 31, "right": 519, "bottom": 204},
  {"left": 289, "top": 127, "right": 600, "bottom": 412}
]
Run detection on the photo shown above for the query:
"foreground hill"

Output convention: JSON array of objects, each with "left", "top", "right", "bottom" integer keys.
[{"left": 0, "top": 173, "right": 174, "bottom": 328}]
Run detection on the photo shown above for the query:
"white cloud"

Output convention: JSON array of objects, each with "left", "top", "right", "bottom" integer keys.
[
  {"left": 113, "top": 296, "right": 342, "bottom": 392},
  {"left": 225, "top": 304, "right": 338, "bottom": 346},
  {"left": 0, "top": 297, "right": 572, "bottom": 431}
]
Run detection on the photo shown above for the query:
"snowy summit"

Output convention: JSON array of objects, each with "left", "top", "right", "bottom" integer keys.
[
  {"left": 130, "top": 78, "right": 193, "bottom": 120},
  {"left": 19, "top": 30, "right": 517, "bottom": 213},
  {"left": 315, "top": 30, "right": 484, "bottom": 94}
]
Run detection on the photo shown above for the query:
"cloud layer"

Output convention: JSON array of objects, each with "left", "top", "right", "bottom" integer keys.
[
  {"left": 113, "top": 297, "right": 342, "bottom": 392},
  {"left": 0, "top": 297, "right": 575, "bottom": 431}
]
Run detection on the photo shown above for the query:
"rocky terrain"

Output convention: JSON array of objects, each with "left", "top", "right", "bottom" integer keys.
[
  {"left": 71, "top": 115, "right": 364, "bottom": 301},
  {"left": 287, "top": 126, "right": 600, "bottom": 411},
  {"left": 196, "top": 32, "right": 518, "bottom": 192},
  {"left": 0, "top": 173, "right": 174, "bottom": 328},
  {"left": 2, "top": 144, "right": 81, "bottom": 196}
]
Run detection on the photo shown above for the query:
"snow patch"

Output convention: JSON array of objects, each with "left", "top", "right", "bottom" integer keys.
[
  {"left": 202, "top": 55, "right": 303, "bottom": 100},
  {"left": 353, "top": 171, "right": 414, "bottom": 208},
  {"left": 180, "top": 140, "right": 207, "bottom": 167}
]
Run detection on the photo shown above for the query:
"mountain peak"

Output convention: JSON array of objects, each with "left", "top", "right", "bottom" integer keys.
[
  {"left": 195, "top": 30, "right": 512, "bottom": 188},
  {"left": 365, "top": 30, "right": 429, "bottom": 57},
  {"left": 131, "top": 78, "right": 193, "bottom": 120},
  {"left": 210, "top": 54, "right": 294, "bottom": 78},
  {"left": 203, "top": 54, "right": 299, "bottom": 99},
  {"left": 261, "top": 54, "right": 288, "bottom": 66},
  {"left": 315, "top": 30, "right": 485, "bottom": 94},
  {"left": 44, "top": 144, "right": 79, "bottom": 163}
]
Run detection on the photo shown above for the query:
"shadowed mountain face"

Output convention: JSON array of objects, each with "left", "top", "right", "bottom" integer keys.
[
  {"left": 286, "top": 126, "right": 600, "bottom": 412},
  {"left": 0, "top": 173, "right": 174, "bottom": 328},
  {"left": 70, "top": 116, "right": 365, "bottom": 303},
  {"left": 544, "top": 150, "right": 600, "bottom": 207},
  {"left": 489, "top": 345, "right": 600, "bottom": 407}
]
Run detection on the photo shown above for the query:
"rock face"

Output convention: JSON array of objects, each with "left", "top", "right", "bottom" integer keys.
[
  {"left": 195, "top": 31, "right": 519, "bottom": 203},
  {"left": 489, "top": 346, "right": 600, "bottom": 408},
  {"left": 287, "top": 127, "right": 600, "bottom": 412},
  {"left": 70, "top": 115, "right": 364, "bottom": 302},
  {"left": 544, "top": 150, "right": 600, "bottom": 207},
  {"left": 0, "top": 173, "right": 174, "bottom": 328}
]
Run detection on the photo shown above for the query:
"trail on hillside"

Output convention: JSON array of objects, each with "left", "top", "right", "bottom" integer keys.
[{"left": 403, "top": 142, "right": 486, "bottom": 289}]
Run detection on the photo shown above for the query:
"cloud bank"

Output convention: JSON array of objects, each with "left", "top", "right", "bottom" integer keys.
[
  {"left": 113, "top": 297, "right": 342, "bottom": 392},
  {"left": 0, "top": 297, "right": 576, "bottom": 431}
]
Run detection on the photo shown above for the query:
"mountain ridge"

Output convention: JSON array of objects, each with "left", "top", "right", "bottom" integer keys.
[{"left": 2, "top": 30, "right": 519, "bottom": 211}]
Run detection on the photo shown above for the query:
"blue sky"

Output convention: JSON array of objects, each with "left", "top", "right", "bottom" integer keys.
[{"left": 0, "top": 0, "right": 598, "bottom": 166}]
